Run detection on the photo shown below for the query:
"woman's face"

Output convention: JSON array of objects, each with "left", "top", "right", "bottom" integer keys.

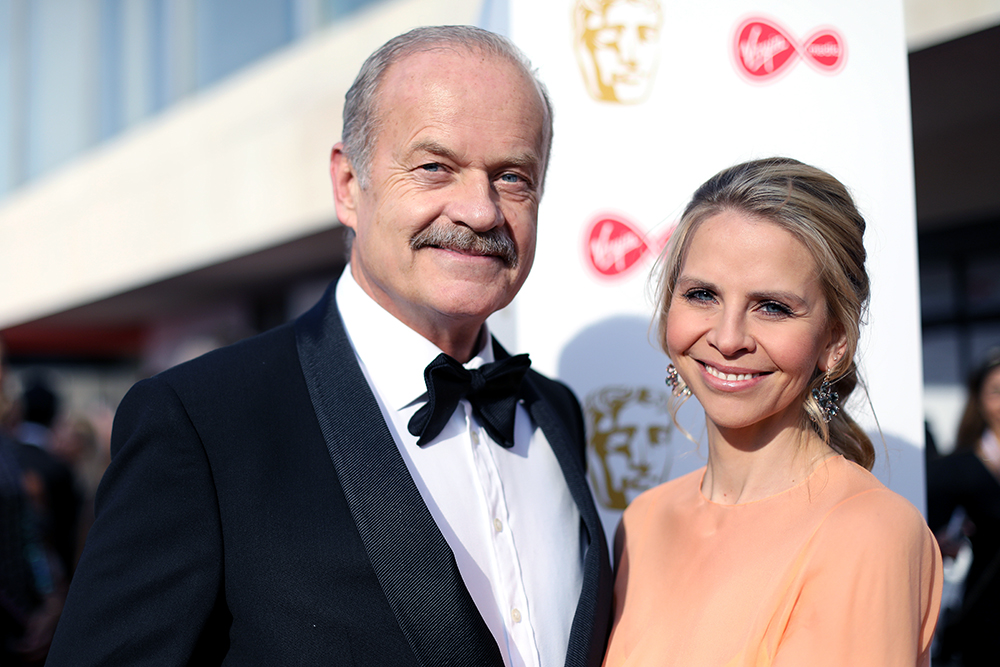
[
  {"left": 981, "top": 366, "right": 1000, "bottom": 433},
  {"left": 665, "top": 211, "right": 845, "bottom": 433}
]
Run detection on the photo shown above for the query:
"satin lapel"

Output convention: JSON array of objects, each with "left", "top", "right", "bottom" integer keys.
[
  {"left": 516, "top": 369, "right": 613, "bottom": 667},
  {"left": 295, "top": 286, "right": 503, "bottom": 667}
]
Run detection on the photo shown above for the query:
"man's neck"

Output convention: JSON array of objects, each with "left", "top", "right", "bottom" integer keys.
[
  {"left": 339, "top": 267, "right": 490, "bottom": 363},
  {"left": 418, "top": 322, "right": 488, "bottom": 363}
]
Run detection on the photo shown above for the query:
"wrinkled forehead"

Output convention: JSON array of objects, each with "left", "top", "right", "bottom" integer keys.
[
  {"left": 381, "top": 45, "right": 544, "bottom": 111},
  {"left": 376, "top": 45, "right": 551, "bottom": 156}
]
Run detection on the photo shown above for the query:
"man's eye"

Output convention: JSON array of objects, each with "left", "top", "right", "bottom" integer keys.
[
  {"left": 499, "top": 173, "right": 522, "bottom": 183},
  {"left": 419, "top": 163, "right": 443, "bottom": 172}
]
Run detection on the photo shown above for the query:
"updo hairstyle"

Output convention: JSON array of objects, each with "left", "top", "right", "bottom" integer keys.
[{"left": 655, "top": 157, "right": 875, "bottom": 469}]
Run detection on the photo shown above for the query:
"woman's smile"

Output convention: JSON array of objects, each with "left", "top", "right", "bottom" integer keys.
[{"left": 666, "top": 210, "right": 843, "bottom": 432}]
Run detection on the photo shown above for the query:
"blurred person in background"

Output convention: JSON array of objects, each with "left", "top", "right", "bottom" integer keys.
[
  {"left": 11, "top": 378, "right": 81, "bottom": 583},
  {"left": 51, "top": 412, "right": 110, "bottom": 567},
  {"left": 14, "top": 378, "right": 59, "bottom": 450},
  {"left": 0, "top": 433, "right": 62, "bottom": 666},
  {"left": 928, "top": 349, "right": 1000, "bottom": 666},
  {"left": 0, "top": 338, "right": 63, "bottom": 665}
]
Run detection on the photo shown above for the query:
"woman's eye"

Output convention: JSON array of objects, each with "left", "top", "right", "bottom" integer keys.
[
  {"left": 682, "top": 289, "right": 715, "bottom": 303},
  {"left": 760, "top": 301, "right": 793, "bottom": 316}
]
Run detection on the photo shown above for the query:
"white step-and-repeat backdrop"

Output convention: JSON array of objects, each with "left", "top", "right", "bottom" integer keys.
[{"left": 487, "top": 0, "right": 924, "bottom": 542}]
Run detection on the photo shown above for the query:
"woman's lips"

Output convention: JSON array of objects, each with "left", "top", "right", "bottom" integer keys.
[{"left": 703, "top": 364, "right": 761, "bottom": 382}]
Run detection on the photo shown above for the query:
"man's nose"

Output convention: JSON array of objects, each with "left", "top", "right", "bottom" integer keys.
[{"left": 446, "top": 173, "right": 503, "bottom": 231}]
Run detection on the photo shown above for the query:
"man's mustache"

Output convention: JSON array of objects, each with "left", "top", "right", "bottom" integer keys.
[{"left": 410, "top": 224, "right": 518, "bottom": 267}]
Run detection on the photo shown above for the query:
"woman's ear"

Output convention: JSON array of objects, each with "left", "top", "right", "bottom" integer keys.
[{"left": 820, "top": 323, "right": 849, "bottom": 374}]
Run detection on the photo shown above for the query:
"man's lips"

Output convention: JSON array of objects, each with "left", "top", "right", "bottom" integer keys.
[{"left": 430, "top": 244, "right": 499, "bottom": 258}]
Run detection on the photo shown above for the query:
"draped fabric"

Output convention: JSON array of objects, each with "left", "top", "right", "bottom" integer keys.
[{"left": 604, "top": 456, "right": 942, "bottom": 667}]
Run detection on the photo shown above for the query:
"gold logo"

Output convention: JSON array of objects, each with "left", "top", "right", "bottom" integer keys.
[
  {"left": 572, "top": 0, "right": 664, "bottom": 104},
  {"left": 586, "top": 385, "right": 673, "bottom": 509}
]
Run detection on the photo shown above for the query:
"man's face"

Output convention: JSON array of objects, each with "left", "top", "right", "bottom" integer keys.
[
  {"left": 334, "top": 48, "right": 547, "bottom": 348},
  {"left": 576, "top": 0, "right": 662, "bottom": 104}
]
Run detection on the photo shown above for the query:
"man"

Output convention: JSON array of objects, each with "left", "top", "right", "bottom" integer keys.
[{"left": 47, "top": 25, "right": 612, "bottom": 667}]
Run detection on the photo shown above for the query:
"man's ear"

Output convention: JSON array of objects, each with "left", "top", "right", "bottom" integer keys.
[{"left": 330, "top": 143, "right": 360, "bottom": 231}]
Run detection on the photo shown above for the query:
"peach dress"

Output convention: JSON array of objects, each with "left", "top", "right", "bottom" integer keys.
[{"left": 603, "top": 455, "right": 942, "bottom": 667}]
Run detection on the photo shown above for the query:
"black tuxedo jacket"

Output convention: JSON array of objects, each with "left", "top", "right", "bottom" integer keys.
[{"left": 47, "top": 285, "right": 613, "bottom": 666}]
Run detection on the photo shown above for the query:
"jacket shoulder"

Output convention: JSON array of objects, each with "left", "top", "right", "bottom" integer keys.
[{"left": 156, "top": 322, "right": 299, "bottom": 386}]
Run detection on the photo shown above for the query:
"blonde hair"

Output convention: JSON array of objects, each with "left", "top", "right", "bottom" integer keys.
[{"left": 656, "top": 157, "right": 875, "bottom": 469}]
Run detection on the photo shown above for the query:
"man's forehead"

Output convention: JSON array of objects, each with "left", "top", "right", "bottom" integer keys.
[
  {"left": 365, "top": 41, "right": 551, "bottom": 187},
  {"left": 382, "top": 46, "right": 532, "bottom": 94},
  {"left": 379, "top": 49, "right": 547, "bottom": 141}
]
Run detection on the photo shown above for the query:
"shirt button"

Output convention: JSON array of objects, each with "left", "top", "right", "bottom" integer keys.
[
  {"left": 511, "top": 608, "right": 522, "bottom": 624},
  {"left": 493, "top": 518, "right": 503, "bottom": 533},
  {"left": 471, "top": 431, "right": 480, "bottom": 445}
]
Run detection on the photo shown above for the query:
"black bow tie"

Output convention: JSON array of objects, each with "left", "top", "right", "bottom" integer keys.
[{"left": 408, "top": 352, "right": 531, "bottom": 448}]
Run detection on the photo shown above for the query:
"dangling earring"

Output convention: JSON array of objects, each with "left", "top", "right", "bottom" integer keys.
[
  {"left": 811, "top": 371, "right": 840, "bottom": 423},
  {"left": 665, "top": 364, "right": 691, "bottom": 398}
]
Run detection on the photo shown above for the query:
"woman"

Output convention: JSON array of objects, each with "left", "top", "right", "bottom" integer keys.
[
  {"left": 927, "top": 351, "right": 1000, "bottom": 666},
  {"left": 603, "top": 158, "right": 942, "bottom": 667}
]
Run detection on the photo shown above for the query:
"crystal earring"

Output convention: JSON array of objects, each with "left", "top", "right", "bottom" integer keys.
[
  {"left": 665, "top": 364, "right": 691, "bottom": 398},
  {"left": 811, "top": 372, "right": 840, "bottom": 423}
]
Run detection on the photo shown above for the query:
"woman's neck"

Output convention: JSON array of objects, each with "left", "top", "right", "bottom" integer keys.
[{"left": 701, "top": 421, "right": 836, "bottom": 505}]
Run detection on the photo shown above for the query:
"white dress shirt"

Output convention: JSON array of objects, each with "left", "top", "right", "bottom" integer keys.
[{"left": 336, "top": 269, "right": 584, "bottom": 667}]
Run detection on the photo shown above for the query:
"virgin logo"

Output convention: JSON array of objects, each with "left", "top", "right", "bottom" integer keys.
[
  {"left": 734, "top": 17, "right": 846, "bottom": 83},
  {"left": 584, "top": 214, "right": 672, "bottom": 279}
]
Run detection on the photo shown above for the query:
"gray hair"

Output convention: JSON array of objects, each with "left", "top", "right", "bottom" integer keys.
[{"left": 341, "top": 25, "right": 554, "bottom": 190}]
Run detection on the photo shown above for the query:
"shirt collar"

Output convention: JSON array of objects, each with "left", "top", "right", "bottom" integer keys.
[{"left": 336, "top": 266, "right": 495, "bottom": 412}]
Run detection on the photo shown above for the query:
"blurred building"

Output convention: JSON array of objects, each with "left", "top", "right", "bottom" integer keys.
[
  {"left": 908, "top": 5, "right": 1000, "bottom": 451},
  {"left": 0, "top": 0, "right": 479, "bottom": 413},
  {"left": 0, "top": 0, "right": 998, "bottom": 446}
]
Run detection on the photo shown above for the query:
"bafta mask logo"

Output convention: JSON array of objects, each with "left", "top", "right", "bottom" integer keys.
[
  {"left": 572, "top": 0, "right": 664, "bottom": 104},
  {"left": 586, "top": 386, "right": 673, "bottom": 510}
]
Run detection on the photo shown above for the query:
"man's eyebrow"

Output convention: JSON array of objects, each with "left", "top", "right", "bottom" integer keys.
[
  {"left": 407, "top": 139, "right": 541, "bottom": 174},
  {"left": 502, "top": 152, "right": 542, "bottom": 172},
  {"left": 407, "top": 139, "right": 458, "bottom": 162}
]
